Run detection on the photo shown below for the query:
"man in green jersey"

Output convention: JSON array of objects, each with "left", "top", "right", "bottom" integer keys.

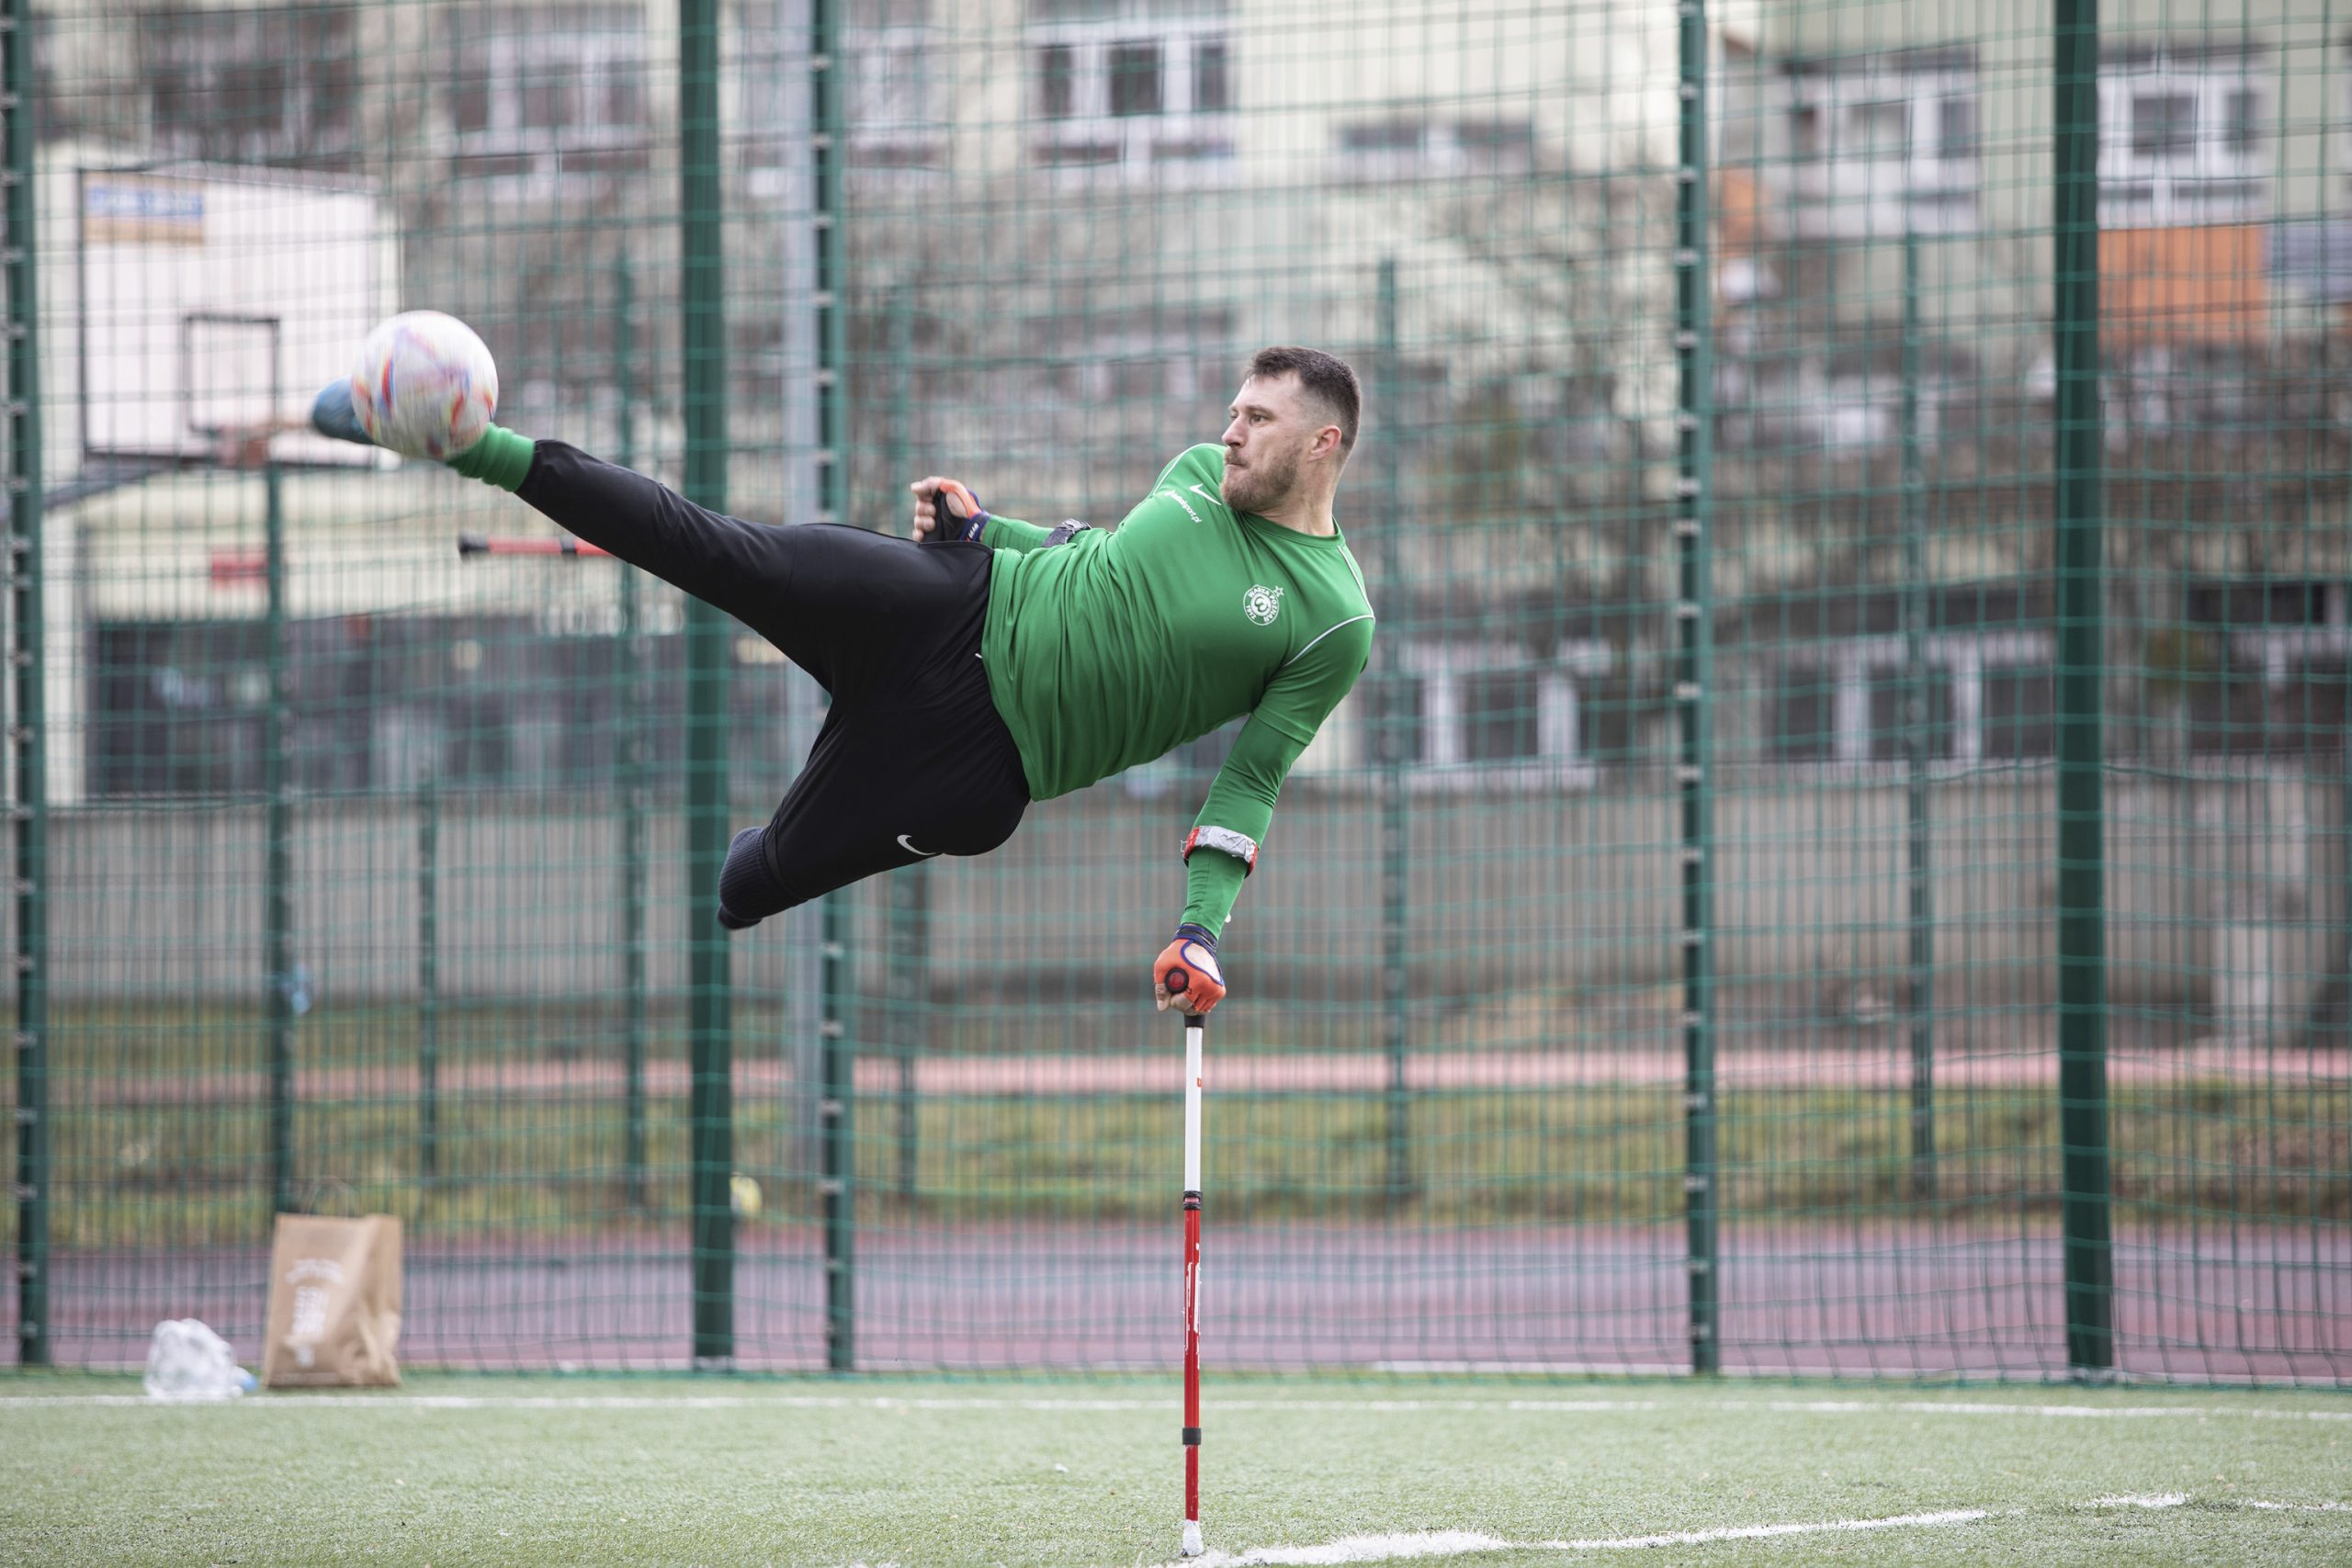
[{"left": 311, "top": 344, "right": 1373, "bottom": 1015}]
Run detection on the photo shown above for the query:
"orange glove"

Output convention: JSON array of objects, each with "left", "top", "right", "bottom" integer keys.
[{"left": 1154, "top": 923, "right": 1227, "bottom": 1016}]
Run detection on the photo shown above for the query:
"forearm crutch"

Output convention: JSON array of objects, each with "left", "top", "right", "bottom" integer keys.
[{"left": 1179, "top": 1005, "right": 1206, "bottom": 1558}]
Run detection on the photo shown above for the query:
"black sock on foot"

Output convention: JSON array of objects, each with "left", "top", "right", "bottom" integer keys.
[{"left": 717, "top": 825, "right": 786, "bottom": 931}]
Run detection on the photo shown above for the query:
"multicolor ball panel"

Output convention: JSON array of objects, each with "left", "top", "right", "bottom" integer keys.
[{"left": 348, "top": 310, "right": 498, "bottom": 460}]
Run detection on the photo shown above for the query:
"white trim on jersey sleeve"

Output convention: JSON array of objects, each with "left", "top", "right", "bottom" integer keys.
[{"left": 1280, "top": 612, "right": 1377, "bottom": 671}]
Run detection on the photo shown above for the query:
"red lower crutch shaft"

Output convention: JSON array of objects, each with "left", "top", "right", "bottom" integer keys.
[{"left": 1181, "top": 1009, "right": 1205, "bottom": 1557}]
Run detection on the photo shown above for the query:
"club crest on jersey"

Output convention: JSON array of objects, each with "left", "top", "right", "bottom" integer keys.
[{"left": 1243, "top": 584, "right": 1284, "bottom": 626}]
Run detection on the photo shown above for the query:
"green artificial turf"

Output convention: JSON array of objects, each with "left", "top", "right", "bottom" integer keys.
[{"left": 4, "top": 1376, "right": 2346, "bottom": 1566}]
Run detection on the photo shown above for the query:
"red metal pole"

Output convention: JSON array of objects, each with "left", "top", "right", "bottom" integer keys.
[{"left": 455, "top": 534, "right": 613, "bottom": 558}]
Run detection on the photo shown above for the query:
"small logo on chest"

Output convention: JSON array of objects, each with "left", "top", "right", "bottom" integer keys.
[{"left": 1243, "top": 584, "right": 1284, "bottom": 626}]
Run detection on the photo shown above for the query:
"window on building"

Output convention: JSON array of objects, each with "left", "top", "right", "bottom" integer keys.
[
  {"left": 141, "top": 6, "right": 357, "bottom": 169},
  {"left": 1462, "top": 668, "right": 1542, "bottom": 763},
  {"left": 2276, "top": 659, "right": 2352, "bottom": 750},
  {"left": 2172, "top": 580, "right": 2352, "bottom": 756},
  {"left": 2131, "top": 91, "right": 2196, "bottom": 158},
  {"left": 1769, "top": 632, "right": 2054, "bottom": 766},
  {"left": 1194, "top": 38, "right": 1230, "bottom": 113},
  {"left": 1364, "top": 664, "right": 1426, "bottom": 770},
  {"left": 2098, "top": 51, "right": 2267, "bottom": 224},
  {"left": 843, "top": 25, "right": 946, "bottom": 169},
  {"left": 1333, "top": 114, "right": 1536, "bottom": 180},
  {"left": 1107, "top": 41, "right": 1163, "bottom": 117},
  {"left": 1340, "top": 118, "right": 1424, "bottom": 155},
  {"left": 1037, "top": 42, "right": 1077, "bottom": 118},
  {"left": 1771, "top": 666, "right": 1839, "bottom": 762},
  {"left": 1393, "top": 640, "right": 1611, "bottom": 790},
  {"left": 1026, "top": 4, "right": 1234, "bottom": 180},
  {"left": 31, "top": 20, "right": 81, "bottom": 143},
  {"left": 1120, "top": 638, "right": 1610, "bottom": 797},
  {"left": 1847, "top": 98, "right": 1911, "bottom": 157},
  {"left": 2184, "top": 580, "right": 2335, "bottom": 633},
  {"left": 1455, "top": 118, "right": 1537, "bottom": 164},
  {"left": 2224, "top": 87, "right": 2260, "bottom": 155},
  {"left": 1978, "top": 664, "right": 2055, "bottom": 761},
  {"left": 93, "top": 621, "right": 266, "bottom": 796},
  {"left": 1778, "top": 52, "right": 1978, "bottom": 237},
  {"left": 89, "top": 612, "right": 798, "bottom": 800},
  {"left": 446, "top": 5, "right": 649, "bottom": 184},
  {"left": 1936, "top": 95, "right": 1977, "bottom": 162},
  {"left": 741, "top": 6, "right": 945, "bottom": 177},
  {"left": 1034, "top": 308, "right": 1235, "bottom": 406},
  {"left": 1866, "top": 665, "right": 1956, "bottom": 761}
]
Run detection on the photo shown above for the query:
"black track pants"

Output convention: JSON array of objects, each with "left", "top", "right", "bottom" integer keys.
[{"left": 516, "top": 440, "right": 1031, "bottom": 919}]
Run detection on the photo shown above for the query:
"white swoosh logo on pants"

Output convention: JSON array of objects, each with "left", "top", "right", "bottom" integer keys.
[{"left": 897, "top": 835, "right": 940, "bottom": 858}]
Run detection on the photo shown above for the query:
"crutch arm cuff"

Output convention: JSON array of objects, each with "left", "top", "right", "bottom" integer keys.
[{"left": 1182, "top": 826, "right": 1259, "bottom": 874}]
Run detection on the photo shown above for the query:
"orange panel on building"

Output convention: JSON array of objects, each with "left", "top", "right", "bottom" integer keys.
[
  {"left": 1716, "top": 168, "right": 1762, "bottom": 256},
  {"left": 2101, "top": 226, "right": 2267, "bottom": 346}
]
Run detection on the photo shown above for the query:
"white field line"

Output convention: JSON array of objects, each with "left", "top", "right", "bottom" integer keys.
[
  {"left": 1159, "top": 1495, "right": 2351, "bottom": 1568},
  {"left": 1746, "top": 1399, "right": 2352, "bottom": 1423},
  {"left": 1544, "top": 1509, "right": 1996, "bottom": 1551},
  {"left": 2247, "top": 1500, "right": 2352, "bottom": 1512},
  {"left": 6, "top": 1392, "right": 2350, "bottom": 1424},
  {"left": 1372, "top": 1362, "right": 2344, "bottom": 1390},
  {"left": 1178, "top": 1530, "right": 1516, "bottom": 1566},
  {"left": 1159, "top": 1510, "right": 1996, "bottom": 1566}
]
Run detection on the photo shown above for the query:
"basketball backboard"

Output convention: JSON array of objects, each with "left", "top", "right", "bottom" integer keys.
[{"left": 78, "top": 164, "right": 393, "bottom": 466}]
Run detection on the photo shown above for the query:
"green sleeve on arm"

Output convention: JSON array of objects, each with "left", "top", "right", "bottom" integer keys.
[
  {"left": 982, "top": 514, "right": 1057, "bottom": 553},
  {"left": 1182, "top": 850, "right": 1250, "bottom": 934},
  {"left": 1180, "top": 615, "right": 1373, "bottom": 934},
  {"left": 1182, "top": 713, "right": 1306, "bottom": 931}
]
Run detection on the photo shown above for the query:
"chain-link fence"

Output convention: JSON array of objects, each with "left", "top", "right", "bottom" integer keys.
[{"left": 4, "top": 0, "right": 2347, "bottom": 1382}]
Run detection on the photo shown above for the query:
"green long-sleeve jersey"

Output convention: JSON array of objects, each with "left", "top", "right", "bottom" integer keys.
[{"left": 979, "top": 444, "right": 1376, "bottom": 932}]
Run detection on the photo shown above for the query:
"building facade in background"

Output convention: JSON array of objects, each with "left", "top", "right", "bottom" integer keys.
[{"left": 16, "top": 0, "right": 2352, "bottom": 811}]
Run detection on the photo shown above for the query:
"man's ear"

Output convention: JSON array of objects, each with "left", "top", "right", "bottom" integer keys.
[{"left": 1310, "top": 423, "right": 1344, "bottom": 461}]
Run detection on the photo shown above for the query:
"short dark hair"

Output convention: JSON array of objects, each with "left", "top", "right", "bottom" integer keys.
[{"left": 1248, "top": 345, "right": 1362, "bottom": 456}]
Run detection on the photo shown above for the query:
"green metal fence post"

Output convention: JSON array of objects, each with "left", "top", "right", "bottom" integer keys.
[
  {"left": 820, "top": 896, "right": 853, "bottom": 1369},
  {"left": 2052, "top": 0, "right": 2114, "bottom": 1378},
  {"left": 6, "top": 0, "right": 51, "bottom": 1368},
  {"left": 680, "top": 0, "right": 735, "bottom": 1371},
  {"left": 1674, "top": 0, "right": 1720, "bottom": 1376},
  {"left": 884, "top": 870, "right": 922, "bottom": 1204},
  {"left": 2341, "top": 758, "right": 2352, "bottom": 1055},
  {"left": 884, "top": 283, "right": 925, "bottom": 1206},
  {"left": 265, "top": 461, "right": 295, "bottom": 1220},
  {"left": 812, "top": 0, "right": 854, "bottom": 1373},
  {"left": 615, "top": 251, "right": 649, "bottom": 1212},
  {"left": 1900, "top": 223, "right": 1936, "bottom": 1202},
  {"left": 1375, "top": 258, "right": 1412, "bottom": 1211},
  {"left": 418, "top": 779, "right": 438, "bottom": 1184}
]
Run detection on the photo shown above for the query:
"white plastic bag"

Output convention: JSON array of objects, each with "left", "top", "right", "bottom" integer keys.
[{"left": 143, "top": 1318, "right": 254, "bottom": 1402}]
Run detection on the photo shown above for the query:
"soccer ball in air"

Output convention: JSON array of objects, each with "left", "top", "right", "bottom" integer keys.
[{"left": 348, "top": 310, "right": 499, "bottom": 460}]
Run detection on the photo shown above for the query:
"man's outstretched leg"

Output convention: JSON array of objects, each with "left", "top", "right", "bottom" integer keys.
[
  {"left": 314, "top": 382, "right": 981, "bottom": 702},
  {"left": 316, "top": 383, "right": 1036, "bottom": 930}
]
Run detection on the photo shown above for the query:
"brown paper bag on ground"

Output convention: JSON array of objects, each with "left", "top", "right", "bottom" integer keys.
[{"left": 261, "top": 1213, "right": 402, "bottom": 1388}]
